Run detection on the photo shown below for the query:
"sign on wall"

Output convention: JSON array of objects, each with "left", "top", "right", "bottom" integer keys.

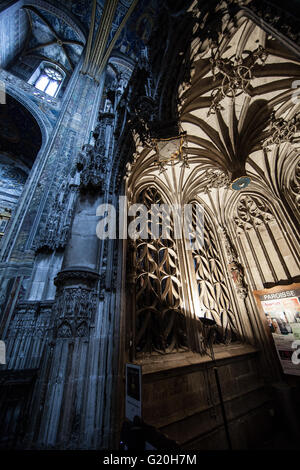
[
  {"left": 254, "top": 284, "right": 300, "bottom": 376},
  {"left": 125, "top": 363, "right": 142, "bottom": 421}
]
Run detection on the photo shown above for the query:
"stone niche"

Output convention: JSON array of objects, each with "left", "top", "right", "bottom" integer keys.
[{"left": 136, "top": 344, "right": 275, "bottom": 450}]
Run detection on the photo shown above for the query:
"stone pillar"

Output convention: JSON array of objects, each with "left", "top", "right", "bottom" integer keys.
[
  {"left": 27, "top": 111, "right": 121, "bottom": 449},
  {"left": 0, "top": 69, "right": 102, "bottom": 382}
]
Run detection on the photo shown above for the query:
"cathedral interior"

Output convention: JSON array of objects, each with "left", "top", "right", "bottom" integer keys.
[{"left": 0, "top": 0, "right": 300, "bottom": 452}]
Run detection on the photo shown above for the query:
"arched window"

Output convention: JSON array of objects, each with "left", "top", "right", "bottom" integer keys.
[{"left": 33, "top": 66, "right": 63, "bottom": 97}]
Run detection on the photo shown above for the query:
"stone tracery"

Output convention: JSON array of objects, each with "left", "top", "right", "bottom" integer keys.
[
  {"left": 133, "top": 187, "right": 187, "bottom": 355},
  {"left": 191, "top": 208, "right": 239, "bottom": 343}
]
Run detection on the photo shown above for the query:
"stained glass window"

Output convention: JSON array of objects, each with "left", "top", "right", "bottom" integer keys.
[{"left": 34, "top": 67, "right": 63, "bottom": 97}]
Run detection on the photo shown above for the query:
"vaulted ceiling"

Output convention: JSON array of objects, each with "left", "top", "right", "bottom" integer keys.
[
  {"left": 0, "top": 0, "right": 160, "bottom": 82},
  {"left": 7, "top": 0, "right": 158, "bottom": 77},
  {"left": 22, "top": 5, "right": 86, "bottom": 73},
  {"left": 127, "top": 14, "right": 300, "bottom": 225},
  {"left": 179, "top": 15, "right": 300, "bottom": 217}
]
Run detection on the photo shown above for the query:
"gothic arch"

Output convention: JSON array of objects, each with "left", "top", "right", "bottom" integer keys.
[
  {"left": 0, "top": 89, "right": 50, "bottom": 259},
  {"left": 4, "top": 88, "right": 51, "bottom": 149},
  {"left": 225, "top": 191, "right": 300, "bottom": 290}
]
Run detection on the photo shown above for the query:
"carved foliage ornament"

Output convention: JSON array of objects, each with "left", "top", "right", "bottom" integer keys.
[
  {"left": 203, "top": 168, "right": 231, "bottom": 192},
  {"left": 234, "top": 194, "right": 274, "bottom": 232},
  {"left": 262, "top": 113, "right": 300, "bottom": 150},
  {"left": 133, "top": 187, "right": 187, "bottom": 355},
  {"left": 208, "top": 46, "right": 268, "bottom": 116},
  {"left": 192, "top": 206, "right": 238, "bottom": 343}
]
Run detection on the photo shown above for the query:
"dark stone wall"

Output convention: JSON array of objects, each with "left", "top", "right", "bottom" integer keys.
[{"left": 141, "top": 347, "right": 275, "bottom": 449}]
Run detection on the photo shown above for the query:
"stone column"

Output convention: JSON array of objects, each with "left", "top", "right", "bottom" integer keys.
[
  {"left": 0, "top": 69, "right": 102, "bottom": 385},
  {"left": 27, "top": 111, "right": 121, "bottom": 449}
]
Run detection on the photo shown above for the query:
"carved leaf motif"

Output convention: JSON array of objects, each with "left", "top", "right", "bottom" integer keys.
[
  {"left": 134, "top": 187, "right": 186, "bottom": 354},
  {"left": 234, "top": 195, "right": 274, "bottom": 232},
  {"left": 192, "top": 205, "right": 237, "bottom": 343}
]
